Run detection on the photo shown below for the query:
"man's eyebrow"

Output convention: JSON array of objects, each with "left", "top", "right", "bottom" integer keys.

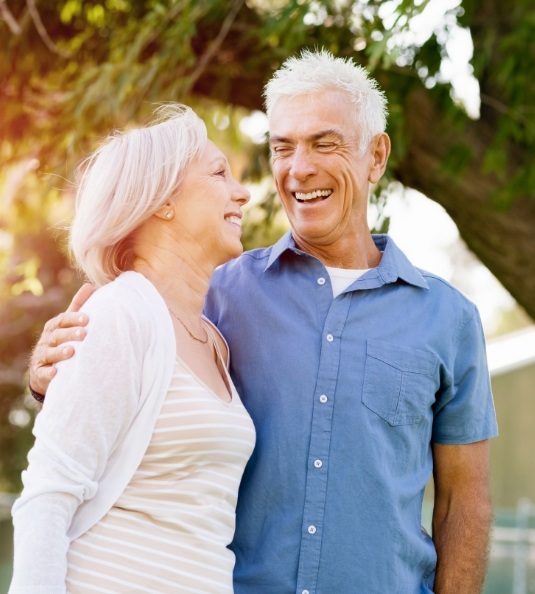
[
  {"left": 309, "top": 129, "right": 344, "bottom": 142},
  {"left": 268, "top": 134, "right": 290, "bottom": 145},
  {"left": 268, "top": 129, "right": 344, "bottom": 144}
]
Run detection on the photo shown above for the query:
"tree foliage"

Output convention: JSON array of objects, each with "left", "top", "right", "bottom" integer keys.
[{"left": 1, "top": 0, "right": 534, "bottom": 491}]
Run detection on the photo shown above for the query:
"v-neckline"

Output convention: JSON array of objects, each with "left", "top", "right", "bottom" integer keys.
[
  {"left": 175, "top": 320, "right": 234, "bottom": 405},
  {"left": 175, "top": 354, "right": 234, "bottom": 405}
]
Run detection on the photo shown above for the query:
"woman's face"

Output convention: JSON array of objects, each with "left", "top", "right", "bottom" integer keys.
[{"left": 173, "top": 140, "right": 250, "bottom": 266}]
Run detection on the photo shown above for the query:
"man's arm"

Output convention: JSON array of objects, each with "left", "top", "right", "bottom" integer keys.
[
  {"left": 432, "top": 440, "right": 493, "bottom": 594},
  {"left": 29, "top": 283, "right": 94, "bottom": 395}
]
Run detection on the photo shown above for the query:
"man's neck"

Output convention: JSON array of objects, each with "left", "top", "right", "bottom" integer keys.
[{"left": 292, "top": 232, "right": 382, "bottom": 269}]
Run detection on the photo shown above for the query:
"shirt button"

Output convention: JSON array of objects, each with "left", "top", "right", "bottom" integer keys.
[
  {"left": 317, "top": 277, "right": 326, "bottom": 285},
  {"left": 314, "top": 459, "right": 323, "bottom": 468},
  {"left": 326, "top": 333, "right": 334, "bottom": 342},
  {"left": 308, "top": 525, "right": 317, "bottom": 534},
  {"left": 319, "top": 394, "right": 328, "bottom": 403},
  {"left": 302, "top": 591, "right": 310, "bottom": 594}
]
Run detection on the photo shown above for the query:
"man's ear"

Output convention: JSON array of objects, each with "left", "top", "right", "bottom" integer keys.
[
  {"left": 154, "top": 202, "right": 175, "bottom": 221},
  {"left": 368, "top": 133, "right": 391, "bottom": 184}
]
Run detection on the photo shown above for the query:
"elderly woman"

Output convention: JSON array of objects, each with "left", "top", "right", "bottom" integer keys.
[{"left": 9, "top": 104, "right": 255, "bottom": 593}]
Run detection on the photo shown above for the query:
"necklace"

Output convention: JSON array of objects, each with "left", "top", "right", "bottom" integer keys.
[{"left": 168, "top": 308, "right": 208, "bottom": 344}]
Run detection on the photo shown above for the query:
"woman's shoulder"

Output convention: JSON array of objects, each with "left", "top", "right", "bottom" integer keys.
[
  {"left": 86, "top": 272, "right": 162, "bottom": 310},
  {"left": 81, "top": 272, "right": 168, "bottom": 334}
]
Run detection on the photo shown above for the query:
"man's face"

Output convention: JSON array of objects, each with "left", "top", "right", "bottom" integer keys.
[{"left": 269, "top": 89, "right": 379, "bottom": 256}]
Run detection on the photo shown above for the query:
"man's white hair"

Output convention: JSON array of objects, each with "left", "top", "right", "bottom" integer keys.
[
  {"left": 70, "top": 103, "right": 207, "bottom": 287},
  {"left": 264, "top": 49, "right": 388, "bottom": 152}
]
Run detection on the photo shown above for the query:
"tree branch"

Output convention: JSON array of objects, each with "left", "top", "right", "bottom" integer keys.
[
  {"left": 187, "top": 0, "right": 245, "bottom": 91},
  {"left": 0, "top": 0, "right": 22, "bottom": 34},
  {"left": 25, "top": 0, "right": 70, "bottom": 58}
]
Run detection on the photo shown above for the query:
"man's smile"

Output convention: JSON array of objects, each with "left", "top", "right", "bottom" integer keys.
[{"left": 293, "top": 189, "right": 333, "bottom": 203}]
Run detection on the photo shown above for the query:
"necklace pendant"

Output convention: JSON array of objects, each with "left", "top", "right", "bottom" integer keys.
[{"left": 168, "top": 308, "right": 209, "bottom": 344}]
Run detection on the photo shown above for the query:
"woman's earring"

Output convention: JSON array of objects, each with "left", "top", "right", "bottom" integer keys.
[{"left": 166, "top": 212, "right": 173, "bottom": 220}]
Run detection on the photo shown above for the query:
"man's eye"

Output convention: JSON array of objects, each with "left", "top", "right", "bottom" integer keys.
[
  {"left": 215, "top": 169, "right": 226, "bottom": 176},
  {"left": 273, "top": 146, "right": 291, "bottom": 153},
  {"left": 317, "top": 143, "right": 334, "bottom": 150}
]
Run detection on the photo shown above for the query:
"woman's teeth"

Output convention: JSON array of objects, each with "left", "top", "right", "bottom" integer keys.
[{"left": 225, "top": 215, "right": 241, "bottom": 226}]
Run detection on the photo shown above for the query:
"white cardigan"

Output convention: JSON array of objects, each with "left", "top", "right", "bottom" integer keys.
[{"left": 10, "top": 271, "right": 176, "bottom": 594}]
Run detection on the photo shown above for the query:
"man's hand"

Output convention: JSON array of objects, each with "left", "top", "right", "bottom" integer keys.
[{"left": 29, "top": 283, "right": 95, "bottom": 395}]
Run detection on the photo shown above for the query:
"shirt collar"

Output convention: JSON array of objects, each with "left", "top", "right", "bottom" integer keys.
[
  {"left": 265, "top": 230, "right": 295, "bottom": 269},
  {"left": 372, "top": 234, "right": 428, "bottom": 289},
  {"left": 264, "top": 231, "right": 429, "bottom": 290}
]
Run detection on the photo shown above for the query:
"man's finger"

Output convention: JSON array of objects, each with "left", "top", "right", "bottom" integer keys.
[
  {"left": 30, "top": 363, "right": 58, "bottom": 397},
  {"left": 29, "top": 342, "right": 77, "bottom": 395},
  {"left": 43, "top": 344, "right": 76, "bottom": 365},
  {"left": 31, "top": 339, "right": 75, "bottom": 368},
  {"left": 67, "top": 283, "right": 95, "bottom": 313}
]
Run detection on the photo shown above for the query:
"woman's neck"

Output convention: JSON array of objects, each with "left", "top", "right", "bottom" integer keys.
[{"left": 133, "top": 250, "right": 212, "bottom": 318}]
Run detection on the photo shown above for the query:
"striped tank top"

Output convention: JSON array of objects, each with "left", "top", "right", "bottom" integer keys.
[{"left": 65, "top": 336, "right": 256, "bottom": 593}]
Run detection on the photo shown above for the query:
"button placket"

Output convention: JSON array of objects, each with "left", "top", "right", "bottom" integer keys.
[{"left": 296, "top": 294, "right": 351, "bottom": 594}]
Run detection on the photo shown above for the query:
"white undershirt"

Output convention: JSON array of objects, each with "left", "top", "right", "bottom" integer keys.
[{"left": 325, "top": 266, "right": 370, "bottom": 298}]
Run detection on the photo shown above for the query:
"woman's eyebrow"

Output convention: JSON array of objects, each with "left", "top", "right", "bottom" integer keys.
[{"left": 209, "top": 157, "right": 228, "bottom": 167}]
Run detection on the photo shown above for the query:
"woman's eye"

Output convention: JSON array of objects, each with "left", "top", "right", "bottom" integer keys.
[{"left": 215, "top": 169, "right": 226, "bottom": 177}]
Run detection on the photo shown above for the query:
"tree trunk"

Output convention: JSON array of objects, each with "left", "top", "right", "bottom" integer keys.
[{"left": 393, "top": 86, "right": 535, "bottom": 320}]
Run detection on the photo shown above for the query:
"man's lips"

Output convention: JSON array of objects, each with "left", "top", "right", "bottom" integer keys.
[{"left": 293, "top": 189, "right": 333, "bottom": 203}]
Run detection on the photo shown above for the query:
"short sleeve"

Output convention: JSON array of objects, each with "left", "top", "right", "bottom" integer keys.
[{"left": 432, "top": 310, "right": 498, "bottom": 444}]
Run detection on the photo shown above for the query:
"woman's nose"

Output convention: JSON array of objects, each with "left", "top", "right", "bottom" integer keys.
[{"left": 233, "top": 180, "right": 250, "bottom": 205}]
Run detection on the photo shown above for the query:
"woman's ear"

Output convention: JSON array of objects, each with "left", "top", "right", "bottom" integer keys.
[{"left": 154, "top": 202, "right": 175, "bottom": 221}]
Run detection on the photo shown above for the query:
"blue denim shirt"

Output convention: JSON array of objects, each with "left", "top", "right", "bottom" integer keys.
[{"left": 205, "top": 232, "right": 498, "bottom": 594}]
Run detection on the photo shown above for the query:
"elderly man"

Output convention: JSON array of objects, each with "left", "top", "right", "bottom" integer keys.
[{"left": 29, "top": 50, "right": 497, "bottom": 594}]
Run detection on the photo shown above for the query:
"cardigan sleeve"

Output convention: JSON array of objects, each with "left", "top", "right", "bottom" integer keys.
[{"left": 9, "top": 288, "right": 148, "bottom": 593}]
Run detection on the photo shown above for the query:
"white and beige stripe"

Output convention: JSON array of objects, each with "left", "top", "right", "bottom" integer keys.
[{"left": 66, "top": 355, "right": 255, "bottom": 593}]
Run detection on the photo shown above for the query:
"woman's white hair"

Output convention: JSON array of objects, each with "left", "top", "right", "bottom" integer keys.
[
  {"left": 69, "top": 103, "right": 207, "bottom": 287},
  {"left": 263, "top": 49, "right": 388, "bottom": 152}
]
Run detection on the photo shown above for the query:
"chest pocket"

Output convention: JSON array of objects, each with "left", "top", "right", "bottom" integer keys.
[{"left": 362, "top": 340, "right": 439, "bottom": 426}]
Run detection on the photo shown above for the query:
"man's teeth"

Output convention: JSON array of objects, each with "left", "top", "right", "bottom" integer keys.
[
  {"left": 226, "top": 215, "right": 242, "bottom": 226},
  {"left": 295, "top": 190, "right": 332, "bottom": 201}
]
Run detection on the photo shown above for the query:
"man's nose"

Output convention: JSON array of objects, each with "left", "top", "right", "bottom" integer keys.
[{"left": 289, "top": 145, "right": 316, "bottom": 180}]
